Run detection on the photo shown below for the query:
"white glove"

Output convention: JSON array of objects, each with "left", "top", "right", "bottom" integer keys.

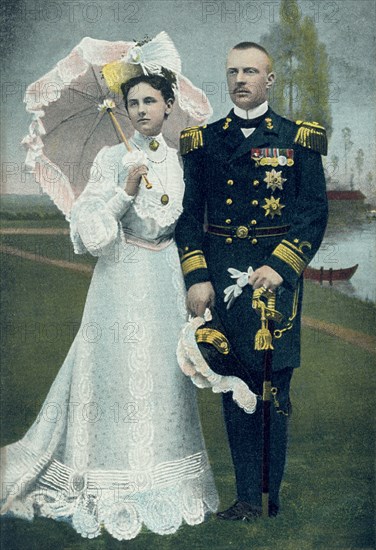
[
  {"left": 188, "top": 308, "right": 213, "bottom": 323},
  {"left": 224, "top": 266, "right": 254, "bottom": 310},
  {"left": 122, "top": 149, "right": 149, "bottom": 173}
]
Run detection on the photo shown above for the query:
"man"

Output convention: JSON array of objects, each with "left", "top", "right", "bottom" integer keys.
[{"left": 175, "top": 42, "right": 328, "bottom": 519}]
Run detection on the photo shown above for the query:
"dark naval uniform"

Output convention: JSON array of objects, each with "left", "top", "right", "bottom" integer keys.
[{"left": 175, "top": 107, "right": 328, "bottom": 511}]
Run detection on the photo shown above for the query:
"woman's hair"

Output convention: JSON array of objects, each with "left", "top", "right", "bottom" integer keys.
[{"left": 121, "top": 74, "right": 176, "bottom": 110}]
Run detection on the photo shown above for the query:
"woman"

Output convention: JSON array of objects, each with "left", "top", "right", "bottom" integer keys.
[{"left": 1, "top": 71, "right": 219, "bottom": 540}]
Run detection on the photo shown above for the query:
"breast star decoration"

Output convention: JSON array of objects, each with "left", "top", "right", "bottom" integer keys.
[
  {"left": 264, "top": 169, "right": 287, "bottom": 191},
  {"left": 262, "top": 196, "right": 285, "bottom": 218}
]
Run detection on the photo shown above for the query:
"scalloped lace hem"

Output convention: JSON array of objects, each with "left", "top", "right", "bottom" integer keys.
[
  {"left": 4, "top": 486, "right": 218, "bottom": 540},
  {"left": 1, "top": 450, "right": 219, "bottom": 540}
]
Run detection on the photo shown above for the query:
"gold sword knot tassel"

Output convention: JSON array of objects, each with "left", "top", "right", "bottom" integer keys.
[
  {"left": 252, "top": 288, "right": 283, "bottom": 351},
  {"left": 254, "top": 300, "right": 274, "bottom": 351}
]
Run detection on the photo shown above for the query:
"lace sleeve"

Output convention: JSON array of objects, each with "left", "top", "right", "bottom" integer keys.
[{"left": 70, "top": 146, "right": 134, "bottom": 256}]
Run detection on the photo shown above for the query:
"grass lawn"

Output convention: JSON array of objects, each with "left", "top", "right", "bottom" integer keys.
[
  {"left": 1, "top": 234, "right": 375, "bottom": 550},
  {"left": 0, "top": 218, "right": 68, "bottom": 229}
]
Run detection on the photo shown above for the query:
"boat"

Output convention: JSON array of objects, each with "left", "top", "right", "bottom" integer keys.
[
  {"left": 327, "top": 190, "right": 365, "bottom": 201},
  {"left": 304, "top": 264, "right": 358, "bottom": 284}
]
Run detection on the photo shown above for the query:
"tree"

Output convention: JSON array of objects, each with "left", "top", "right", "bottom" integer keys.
[
  {"left": 279, "top": 0, "right": 302, "bottom": 118},
  {"left": 349, "top": 169, "right": 354, "bottom": 191},
  {"left": 328, "top": 154, "right": 339, "bottom": 187},
  {"left": 262, "top": 0, "right": 301, "bottom": 117},
  {"left": 342, "top": 127, "right": 353, "bottom": 180},
  {"left": 355, "top": 149, "right": 365, "bottom": 178},
  {"left": 365, "top": 172, "right": 374, "bottom": 199},
  {"left": 298, "top": 17, "right": 331, "bottom": 132},
  {"left": 331, "top": 155, "right": 339, "bottom": 171},
  {"left": 261, "top": 0, "right": 332, "bottom": 138}
]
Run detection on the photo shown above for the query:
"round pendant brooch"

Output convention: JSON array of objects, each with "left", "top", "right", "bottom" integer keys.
[{"left": 149, "top": 139, "right": 160, "bottom": 151}]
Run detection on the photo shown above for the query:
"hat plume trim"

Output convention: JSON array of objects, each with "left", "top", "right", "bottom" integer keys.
[{"left": 102, "top": 31, "right": 181, "bottom": 94}]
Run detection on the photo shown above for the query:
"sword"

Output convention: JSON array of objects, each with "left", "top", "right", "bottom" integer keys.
[{"left": 252, "top": 288, "right": 283, "bottom": 517}]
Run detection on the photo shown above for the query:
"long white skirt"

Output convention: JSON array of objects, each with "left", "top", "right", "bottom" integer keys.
[{"left": 1, "top": 239, "right": 219, "bottom": 540}]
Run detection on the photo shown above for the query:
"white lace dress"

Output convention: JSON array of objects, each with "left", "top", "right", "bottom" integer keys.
[{"left": 1, "top": 131, "right": 219, "bottom": 540}]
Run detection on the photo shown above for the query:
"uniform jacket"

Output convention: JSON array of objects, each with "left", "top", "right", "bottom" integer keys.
[{"left": 175, "top": 108, "right": 328, "bottom": 372}]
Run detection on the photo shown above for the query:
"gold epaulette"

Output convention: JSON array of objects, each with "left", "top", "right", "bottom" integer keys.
[
  {"left": 195, "top": 328, "right": 230, "bottom": 354},
  {"left": 294, "top": 120, "right": 327, "bottom": 156},
  {"left": 180, "top": 126, "right": 205, "bottom": 155}
]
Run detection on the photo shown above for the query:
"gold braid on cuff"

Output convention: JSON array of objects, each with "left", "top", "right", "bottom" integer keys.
[
  {"left": 181, "top": 250, "right": 208, "bottom": 276},
  {"left": 272, "top": 241, "right": 307, "bottom": 276}
]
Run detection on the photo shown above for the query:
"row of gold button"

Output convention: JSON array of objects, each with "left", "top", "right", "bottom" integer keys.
[
  {"left": 225, "top": 179, "right": 261, "bottom": 245},
  {"left": 227, "top": 179, "right": 260, "bottom": 187},
  {"left": 225, "top": 219, "right": 258, "bottom": 225},
  {"left": 226, "top": 199, "right": 259, "bottom": 206},
  {"left": 225, "top": 237, "right": 258, "bottom": 245},
  {"left": 226, "top": 178, "right": 260, "bottom": 207}
]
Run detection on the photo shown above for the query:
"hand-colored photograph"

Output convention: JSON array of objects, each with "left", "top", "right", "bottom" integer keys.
[{"left": 1, "top": 1, "right": 375, "bottom": 549}]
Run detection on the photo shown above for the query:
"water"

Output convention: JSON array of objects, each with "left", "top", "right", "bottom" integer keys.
[{"left": 309, "top": 208, "right": 376, "bottom": 304}]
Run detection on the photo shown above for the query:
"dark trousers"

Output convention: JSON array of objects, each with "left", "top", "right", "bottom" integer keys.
[{"left": 222, "top": 367, "right": 293, "bottom": 507}]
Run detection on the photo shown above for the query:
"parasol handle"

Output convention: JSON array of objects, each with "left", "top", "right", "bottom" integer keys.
[{"left": 107, "top": 109, "right": 152, "bottom": 189}]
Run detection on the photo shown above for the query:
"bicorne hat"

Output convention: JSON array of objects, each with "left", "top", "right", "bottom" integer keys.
[{"left": 177, "top": 307, "right": 259, "bottom": 414}]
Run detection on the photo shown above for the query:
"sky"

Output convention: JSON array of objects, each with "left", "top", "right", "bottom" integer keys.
[{"left": 1, "top": 0, "right": 375, "bottom": 198}]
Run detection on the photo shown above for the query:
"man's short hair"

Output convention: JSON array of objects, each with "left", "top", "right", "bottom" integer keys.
[{"left": 232, "top": 42, "right": 273, "bottom": 72}]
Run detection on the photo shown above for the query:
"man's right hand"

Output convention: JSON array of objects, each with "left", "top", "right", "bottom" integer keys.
[{"left": 187, "top": 282, "right": 215, "bottom": 317}]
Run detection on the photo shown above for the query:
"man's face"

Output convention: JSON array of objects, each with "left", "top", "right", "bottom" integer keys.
[{"left": 226, "top": 48, "right": 275, "bottom": 110}]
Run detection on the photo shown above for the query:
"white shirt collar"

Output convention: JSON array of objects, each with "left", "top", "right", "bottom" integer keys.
[
  {"left": 132, "top": 130, "right": 165, "bottom": 149},
  {"left": 234, "top": 101, "right": 268, "bottom": 120}
]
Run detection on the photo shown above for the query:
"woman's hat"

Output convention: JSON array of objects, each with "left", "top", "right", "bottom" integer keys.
[{"left": 102, "top": 32, "right": 182, "bottom": 94}]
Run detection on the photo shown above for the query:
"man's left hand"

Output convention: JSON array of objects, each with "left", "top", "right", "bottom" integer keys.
[{"left": 248, "top": 265, "right": 283, "bottom": 292}]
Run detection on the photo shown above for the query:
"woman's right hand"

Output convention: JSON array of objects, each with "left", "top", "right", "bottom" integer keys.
[
  {"left": 122, "top": 150, "right": 149, "bottom": 196},
  {"left": 125, "top": 164, "right": 149, "bottom": 196}
]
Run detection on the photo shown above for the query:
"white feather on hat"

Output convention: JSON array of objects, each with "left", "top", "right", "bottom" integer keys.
[{"left": 103, "top": 32, "right": 182, "bottom": 94}]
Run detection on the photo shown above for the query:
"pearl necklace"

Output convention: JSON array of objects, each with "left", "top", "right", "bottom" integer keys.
[{"left": 131, "top": 139, "right": 170, "bottom": 205}]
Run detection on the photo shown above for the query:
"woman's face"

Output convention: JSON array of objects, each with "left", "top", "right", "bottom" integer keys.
[{"left": 126, "top": 82, "right": 173, "bottom": 136}]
